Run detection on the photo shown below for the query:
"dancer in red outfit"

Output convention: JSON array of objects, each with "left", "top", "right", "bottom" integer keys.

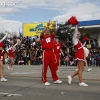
[
  {"left": 68, "top": 25, "right": 88, "bottom": 86},
  {"left": 54, "top": 38, "right": 61, "bottom": 72},
  {"left": 0, "top": 29, "right": 11, "bottom": 82},
  {"left": 40, "top": 21, "right": 62, "bottom": 86},
  {"left": 75, "top": 43, "right": 92, "bottom": 72},
  {"left": 7, "top": 39, "right": 20, "bottom": 70}
]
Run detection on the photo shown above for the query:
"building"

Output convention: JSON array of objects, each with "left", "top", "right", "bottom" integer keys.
[{"left": 78, "top": 20, "right": 100, "bottom": 47}]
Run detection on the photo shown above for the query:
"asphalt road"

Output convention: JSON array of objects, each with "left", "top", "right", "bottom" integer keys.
[{"left": 0, "top": 65, "right": 100, "bottom": 100}]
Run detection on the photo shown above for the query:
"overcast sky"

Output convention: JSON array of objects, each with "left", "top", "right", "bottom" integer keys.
[{"left": 0, "top": 0, "right": 100, "bottom": 34}]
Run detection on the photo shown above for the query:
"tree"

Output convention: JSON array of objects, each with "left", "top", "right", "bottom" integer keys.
[
  {"left": 57, "top": 22, "right": 91, "bottom": 40},
  {"left": 56, "top": 22, "right": 74, "bottom": 47},
  {"left": 56, "top": 22, "right": 73, "bottom": 40},
  {"left": 0, "top": 32, "right": 5, "bottom": 39}
]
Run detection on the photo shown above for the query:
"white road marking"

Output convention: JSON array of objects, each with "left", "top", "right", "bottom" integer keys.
[
  {"left": 0, "top": 92, "right": 22, "bottom": 97},
  {"left": 7, "top": 94, "right": 22, "bottom": 97}
]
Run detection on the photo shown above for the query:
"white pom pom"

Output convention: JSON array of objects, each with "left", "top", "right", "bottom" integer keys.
[
  {"left": 83, "top": 47, "right": 89, "bottom": 57},
  {"left": 5, "top": 28, "right": 12, "bottom": 34}
]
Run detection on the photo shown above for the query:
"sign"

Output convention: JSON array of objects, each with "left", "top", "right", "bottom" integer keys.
[
  {"left": 87, "top": 44, "right": 91, "bottom": 48},
  {"left": 23, "top": 21, "right": 56, "bottom": 37}
]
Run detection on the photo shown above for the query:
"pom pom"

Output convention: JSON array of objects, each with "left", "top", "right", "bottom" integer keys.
[
  {"left": 5, "top": 28, "right": 12, "bottom": 34},
  {"left": 83, "top": 47, "right": 89, "bottom": 57},
  {"left": 0, "top": 42, "right": 4, "bottom": 47},
  {"left": 68, "top": 16, "right": 79, "bottom": 25},
  {"left": 83, "top": 37, "right": 89, "bottom": 41}
]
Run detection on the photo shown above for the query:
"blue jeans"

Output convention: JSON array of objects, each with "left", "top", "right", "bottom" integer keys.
[{"left": 92, "top": 60, "right": 96, "bottom": 66}]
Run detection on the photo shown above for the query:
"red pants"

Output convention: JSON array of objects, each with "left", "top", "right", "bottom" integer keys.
[
  {"left": 42, "top": 49, "right": 58, "bottom": 83},
  {"left": 55, "top": 53, "right": 60, "bottom": 71}
]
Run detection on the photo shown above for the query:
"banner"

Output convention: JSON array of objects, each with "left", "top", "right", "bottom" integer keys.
[{"left": 23, "top": 21, "right": 56, "bottom": 37}]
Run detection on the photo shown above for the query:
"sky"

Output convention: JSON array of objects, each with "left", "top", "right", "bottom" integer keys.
[{"left": 0, "top": 0, "right": 100, "bottom": 34}]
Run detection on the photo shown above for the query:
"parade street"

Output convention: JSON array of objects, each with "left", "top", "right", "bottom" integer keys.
[{"left": 0, "top": 65, "right": 100, "bottom": 100}]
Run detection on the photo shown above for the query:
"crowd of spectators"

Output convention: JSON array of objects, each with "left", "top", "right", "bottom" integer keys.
[{"left": 2, "top": 36, "right": 100, "bottom": 67}]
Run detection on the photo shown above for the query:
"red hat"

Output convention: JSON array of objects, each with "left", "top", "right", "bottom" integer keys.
[
  {"left": 0, "top": 42, "right": 4, "bottom": 47},
  {"left": 68, "top": 16, "right": 79, "bottom": 25}
]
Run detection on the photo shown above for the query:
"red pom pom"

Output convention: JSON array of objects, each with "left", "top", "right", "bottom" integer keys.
[
  {"left": 68, "top": 16, "right": 79, "bottom": 25},
  {"left": 0, "top": 42, "right": 4, "bottom": 47},
  {"left": 83, "top": 37, "right": 89, "bottom": 41}
]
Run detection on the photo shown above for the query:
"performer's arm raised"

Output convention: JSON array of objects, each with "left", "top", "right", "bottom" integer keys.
[
  {"left": 72, "top": 25, "right": 78, "bottom": 46},
  {"left": 0, "top": 28, "right": 12, "bottom": 42},
  {"left": 40, "top": 20, "right": 50, "bottom": 36},
  {"left": 13, "top": 42, "right": 18, "bottom": 49},
  {"left": 0, "top": 34, "right": 8, "bottom": 42}
]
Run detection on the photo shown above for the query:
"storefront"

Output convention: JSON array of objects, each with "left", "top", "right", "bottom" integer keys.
[{"left": 78, "top": 20, "right": 100, "bottom": 47}]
